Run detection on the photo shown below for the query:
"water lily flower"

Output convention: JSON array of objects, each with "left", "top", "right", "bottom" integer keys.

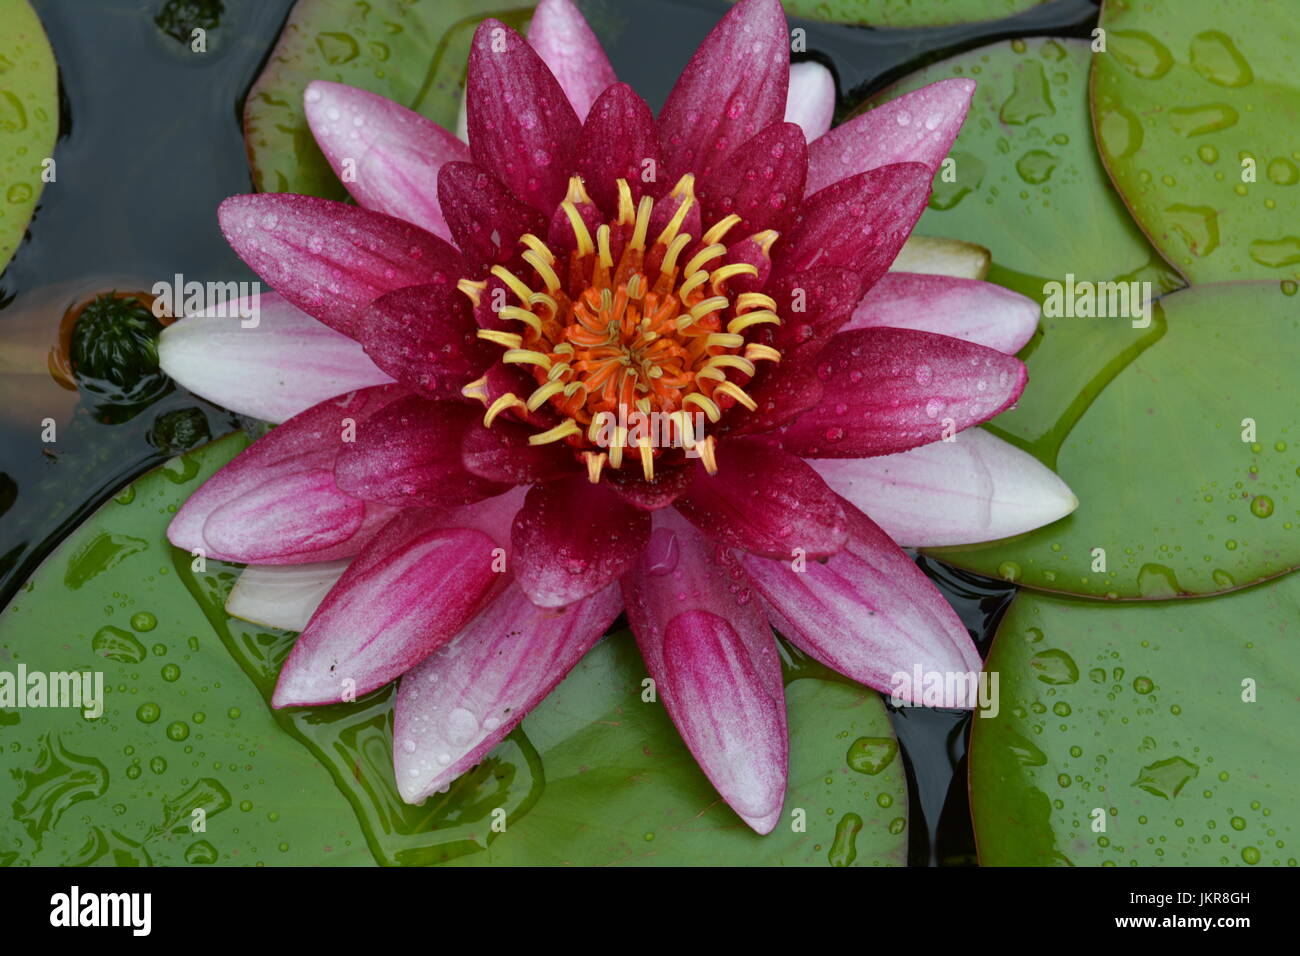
[{"left": 161, "top": 0, "right": 1076, "bottom": 833}]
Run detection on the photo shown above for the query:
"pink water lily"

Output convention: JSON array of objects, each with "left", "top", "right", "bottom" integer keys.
[{"left": 161, "top": 0, "right": 1076, "bottom": 833}]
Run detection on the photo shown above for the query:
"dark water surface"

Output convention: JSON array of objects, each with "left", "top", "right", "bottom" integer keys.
[{"left": 0, "top": 0, "right": 1099, "bottom": 865}]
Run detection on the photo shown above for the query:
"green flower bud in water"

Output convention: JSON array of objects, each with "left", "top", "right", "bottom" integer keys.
[{"left": 69, "top": 293, "right": 172, "bottom": 423}]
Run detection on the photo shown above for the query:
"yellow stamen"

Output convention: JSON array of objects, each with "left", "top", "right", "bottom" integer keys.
[
  {"left": 499, "top": 306, "right": 542, "bottom": 334},
  {"left": 660, "top": 233, "right": 692, "bottom": 277},
  {"left": 638, "top": 437, "right": 655, "bottom": 480},
  {"left": 745, "top": 342, "right": 782, "bottom": 363},
  {"left": 683, "top": 391, "right": 721, "bottom": 422},
  {"left": 484, "top": 393, "right": 525, "bottom": 428},
  {"left": 461, "top": 375, "right": 488, "bottom": 403},
  {"left": 702, "top": 214, "right": 742, "bottom": 246},
  {"left": 697, "top": 435, "right": 718, "bottom": 475},
  {"left": 457, "top": 278, "right": 487, "bottom": 307},
  {"left": 490, "top": 265, "right": 534, "bottom": 305},
  {"left": 596, "top": 224, "right": 613, "bottom": 269},
  {"left": 522, "top": 249, "right": 561, "bottom": 293},
  {"left": 727, "top": 310, "right": 780, "bottom": 335},
  {"left": 629, "top": 195, "right": 654, "bottom": 251},
  {"left": 706, "top": 354, "right": 757, "bottom": 376},
  {"left": 683, "top": 244, "right": 726, "bottom": 277},
  {"left": 616, "top": 180, "right": 635, "bottom": 225},
  {"left": 566, "top": 175, "right": 593, "bottom": 206},
  {"left": 584, "top": 451, "right": 607, "bottom": 484},
  {"left": 503, "top": 348, "right": 552, "bottom": 370},
  {"left": 704, "top": 332, "right": 744, "bottom": 349},
  {"left": 519, "top": 234, "right": 554, "bottom": 264},
  {"left": 678, "top": 270, "right": 710, "bottom": 300},
  {"left": 736, "top": 292, "right": 777, "bottom": 314},
  {"left": 477, "top": 328, "right": 523, "bottom": 349},
  {"left": 526, "top": 380, "right": 566, "bottom": 411},
  {"left": 714, "top": 380, "right": 757, "bottom": 411},
  {"left": 561, "top": 201, "right": 595, "bottom": 257},
  {"left": 528, "top": 419, "right": 581, "bottom": 446},
  {"left": 710, "top": 262, "right": 759, "bottom": 291}
]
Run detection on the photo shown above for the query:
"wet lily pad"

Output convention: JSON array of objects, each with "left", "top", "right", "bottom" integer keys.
[
  {"left": 0, "top": 1, "right": 58, "bottom": 273},
  {"left": 970, "top": 574, "right": 1299, "bottom": 865},
  {"left": 866, "top": 38, "right": 1184, "bottom": 464},
  {"left": 773, "top": 0, "right": 1046, "bottom": 29},
  {"left": 1092, "top": 0, "right": 1300, "bottom": 284},
  {"left": 931, "top": 282, "right": 1300, "bottom": 599},
  {"left": 1, "top": 434, "right": 908, "bottom": 865},
  {"left": 244, "top": 0, "right": 536, "bottom": 198}
]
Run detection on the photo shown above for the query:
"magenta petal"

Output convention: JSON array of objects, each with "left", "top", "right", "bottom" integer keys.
[
  {"left": 158, "top": 292, "right": 393, "bottom": 424},
  {"left": 604, "top": 464, "right": 694, "bottom": 511},
  {"left": 303, "top": 80, "right": 469, "bottom": 240},
  {"left": 805, "top": 78, "right": 974, "bottom": 195},
  {"left": 512, "top": 476, "right": 651, "bottom": 608},
  {"left": 359, "top": 281, "right": 495, "bottom": 399},
  {"left": 271, "top": 496, "right": 522, "bottom": 707},
  {"left": 675, "top": 438, "right": 847, "bottom": 558},
  {"left": 784, "top": 61, "right": 836, "bottom": 141},
  {"left": 657, "top": 0, "right": 790, "bottom": 182},
  {"left": 773, "top": 162, "right": 931, "bottom": 293},
  {"left": 743, "top": 503, "right": 981, "bottom": 704},
  {"left": 218, "top": 194, "right": 465, "bottom": 338},
  {"left": 623, "top": 509, "right": 787, "bottom": 833},
  {"left": 697, "top": 121, "right": 807, "bottom": 237},
  {"left": 437, "top": 161, "right": 548, "bottom": 274},
  {"left": 466, "top": 19, "right": 581, "bottom": 214},
  {"left": 461, "top": 418, "right": 576, "bottom": 485},
  {"left": 526, "top": 0, "right": 617, "bottom": 121},
  {"left": 576, "top": 83, "right": 664, "bottom": 214},
  {"left": 334, "top": 395, "right": 508, "bottom": 507},
  {"left": 762, "top": 266, "right": 864, "bottom": 359},
  {"left": 845, "top": 272, "right": 1039, "bottom": 354},
  {"left": 779, "top": 327, "right": 1026, "bottom": 459},
  {"left": 393, "top": 580, "right": 622, "bottom": 802},
  {"left": 168, "top": 386, "right": 405, "bottom": 564}
]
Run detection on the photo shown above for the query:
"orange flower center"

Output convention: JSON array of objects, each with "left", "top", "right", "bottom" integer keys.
[{"left": 459, "top": 175, "right": 784, "bottom": 482}]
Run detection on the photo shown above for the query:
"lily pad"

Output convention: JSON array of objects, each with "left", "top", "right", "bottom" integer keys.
[
  {"left": 0, "top": 0, "right": 58, "bottom": 274},
  {"left": 1, "top": 434, "right": 908, "bottom": 865},
  {"left": 244, "top": 0, "right": 537, "bottom": 198},
  {"left": 931, "top": 282, "right": 1300, "bottom": 599},
  {"left": 772, "top": 0, "right": 1046, "bottom": 29},
  {"left": 1092, "top": 0, "right": 1300, "bottom": 284},
  {"left": 970, "top": 574, "right": 1299, "bottom": 865},
  {"left": 866, "top": 38, "right": 1183, "bottom": 464}
]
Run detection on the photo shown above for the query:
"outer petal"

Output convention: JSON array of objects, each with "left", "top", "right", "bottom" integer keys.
[
  {"left": 466, "top": 19, "right": 581, "bottom": 214},
  {"left": 805, "top": 78, "right": 974, "bottom": 195},
  {"left": 890, "top": 235, "right": 991, "bottom": 280},
  {"left": 272, "top": 489, "right": 525, "bottom": 706},
  {"left": 359, "top": 281, "right": 496, "bottom": 399},
  {"left": 674, "top": 438, "right": 847, "bottom": 558},
  {"left": 393, "top": 580, "right": 622, "bottom": 803},
  {"left": 167, "top": 386, "right": 405, "bottom": 564},
  {"left": 784, "top": 60, "right": 836, "bottom": 142},
  {"left": 773, "top": 163, "right": 932, "bottom": 294},
  {"left": 810, "top": 428, "right": 1078, "bottom": 547},
  {"left": 657, "top": 0, "right": 790, "bottom": 181},
  {"left": 697, "top": 121, "right": 807, "bottom": 237},
  {"left": 158, "top": 292, "right": 393, "bottom": 424},
  {"left": 225, "top": 561, "right": 350, "bottom": 632},
  {"left": 334, "top": 395, "right": 508, "bottom": 507},
  {"left": 512, "top": 476, "right": 651, "bottom": 608},
  {"left": 743, "top": 502, "right": 982, "bottom": 704},
  {"left": 576, "top": 83, "right": 664, "bottom": 214},
  {"left": 622, "top": 509, "right": 787, "bottom": 833},
  {"left": 845, "top": 272, "right": 1039, "bottom": 354},
  {"left": 778, "top": 327, "right": 1026, "bottom": 459},
  {"left": 526, "top": 0, "right": 617, "bottom": 121},
  {"left": 303, "top": 80, "right": 469, "bottom": 240},
  {"left": 218, "top": 194, "right": 464, "bottom": 338}
]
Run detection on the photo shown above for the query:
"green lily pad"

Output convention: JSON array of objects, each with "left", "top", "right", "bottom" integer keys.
[
  {"left": 2, "top": 434, "right": 908, "bottom": 865},
  {"left": 244, "top": 0, "right": 537, "bottom": 198},
  {"left": 931, "top": 281, "right": 1300, "bottom": 599},
  {"left": 970, "top": 574, "right": 1299, "bottom": 865},
  {"left": 0, "top": 1, "right": 57, "bottom": 274},
  {"left": 866, "top": 38, "right": 1184, "bottom": 466},
  {"left": 1092, "top": 0, "right": 1300, "bottom": 284},
  {"left": 771, "top": 0, "right": 1046, "bottom": 29}
]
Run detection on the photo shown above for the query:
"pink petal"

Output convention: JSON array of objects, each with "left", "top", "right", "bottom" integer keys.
[
  {"left": 762, "top": 265, "right": 864, "bottom": 360},
  {"left": 460, "top": 418, "right": 577, "bottom": 485},
  {"left": 697, "top": 121, "right": 807, "bottom": 237},
  {"left": 167, "top": 387, "right": 406, "bottom": 564},
  {"left": 512, "top": 476, "right": 651, "bottom": 608},
  {"left": 805, "top": 78, "right": 974, "bottom": 195},
  {"left": 218, "top": 194, "right": 464, "bottom": 338},
  {"left": 272, "top": 489, "right": 525, "bottom": 706},
  {"left": 334, "top": 395, "right": 509, "bottom": 507},
  {"left": 778, "top": 327, "right": 1026, "bottom": 459},
  {"left": 845, "top": 272, "right": 1039, "bottom": 354},
  {"left": 784, "top": 60, "right": 836, "bottom": 141},
  {"left": 393, "top": 580, "right": 622, "bottom": 803},
  {"left": 773, "top": 162, "right": 931, "bottom": 293},
  {"left": 810, "top": 428, "right": 1078, "bottom": 547},
  {"left": 225, "top": 561, "right": 351, "bottom": 632},
  {"left": 657, "top": 0, "right": 790, "bottom": 182},
  {"left": 743, "top": 502, "right": 981, "bottom": 704},
  {"left": 359, "top": 281, "right": 495, "bottom": 399},
  {"left": 526, "top": 0, "right": 617, "bottom": 121},
  {"left": 623, "top": 509, "right": 787, "bottom": 833},
  {"left": 576, "top": 83, "right": 664, "bottom": 215},
  {"left": 675, "top": 438, "right": 847, "bottom": 559},
  {"left": 467, "top": 18, "right": 581, "bottom": 214},
  {"left": 437, "top": 161, "right": 547, "bottom": 274},
  {"left": 303, "top": 80, "right": 469, "bottom": 240},
  {"left": 158, "top": 292, "right": 393, "bottom": 424},
  {"left": 604, "top": 464, "right": 694, "bottom": 511}
]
